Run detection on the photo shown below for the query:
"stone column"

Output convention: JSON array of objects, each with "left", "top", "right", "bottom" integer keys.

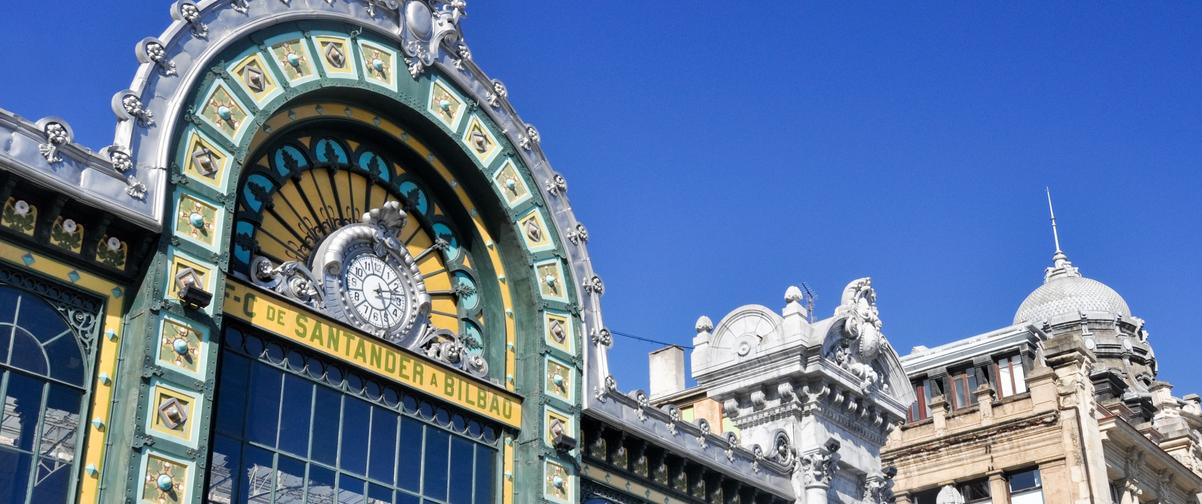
[
  {"left": 976, "top": 385, "right": 995, "bottom": 425},
  {"left": 894, "top": 492, "right": 913, "bottom": 504},
  {"left": 930, "top": 394, "right": 950, "bottom": 434},
  {"left": 987, "top": 471, "right": 1008, "bottom": 504}
]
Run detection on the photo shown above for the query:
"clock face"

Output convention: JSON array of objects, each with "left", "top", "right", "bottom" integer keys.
[{"left": 344, "top": 253, "right": 409, "bottom": 331}]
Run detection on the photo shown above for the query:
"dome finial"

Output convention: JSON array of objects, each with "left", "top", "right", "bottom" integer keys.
[{"left": 1043, "top": 188, "right": 1078, "bottom": 280}]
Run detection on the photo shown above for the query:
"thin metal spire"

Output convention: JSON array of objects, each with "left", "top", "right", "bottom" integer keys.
[{"left": 1046, "top": 187, "right": 1062, "bottom": 254}]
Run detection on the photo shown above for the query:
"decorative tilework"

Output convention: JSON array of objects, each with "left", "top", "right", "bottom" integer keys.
[
  {"left": 96, "top": 235, "right": 128, "bottom": 270},
  {"left": 544, "top": 461, "right": 573, "bottom": 504},
  {"left": 518, "top": 209, "right": 553, "bottom": 252},
  {"left": 49, "top": 216, "right": 84, "bottom": 253},
  {"left": 543, "top": 310, "right": 574, "bottom": 354},
  {"left": 462, "top": 115, "right": 501, "bottom": 167},
  {"left": 535, "top": 259, "right": 569, "bottom": 303},
  {"left": 139, "top": 452, "right": 190, "bottom": 504},
  {"left": 158, "top": 318, "right": 204, "bottom": 377},
  {"left": 269, "top": 36, "right": 318, "bottom": 84},
  {"left": 174, "top": 193, "right": 221, "bottom": 250},
  {"left": 166, "top": 252, "right": 214, "bottom": 312},
  {"left": 230, "top": 51, "right": 282, "bottom": 106},
  {"left": 359, "top": 41, "right": 397, "bottom": 88},
  {"left": 312, "top": 34, "right": 358, "bottom": 79},
  {"left": 146, "top": 381, "right": 199, "bottom": 444},
  {"left": 492, "top": 159, "right": 532, "bottom": 208},
  {"left": 199, "top": 83, "right": 250, "bottom": 141},
  {"left": 545, "top": 356, "right": 574, "bottom": 404},
  {"left": 181, "top": 130, "right": 231, "bottom": 191},
  {"left": 0, "top": 197, "right": 36, "bottom": 235},
  {"left": 428, "top": 79, "right": 467, "bottom": 131},
  {"left": 543, "top": 406, "right": 573, "bottom": 448}
]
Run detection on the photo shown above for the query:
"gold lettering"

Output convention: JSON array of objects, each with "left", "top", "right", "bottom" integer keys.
[
  {"left": 444, "top": 375, "right": 455, "bottom": 397},
  {"left": 354, "top": 339, "right": 367, "bottom": 361},
  {"left": 384, "top": 351, "right": 396, "bottom": 373},
  {"left": 412, "top": 362, "right": 423, "bottom": 385},
  {"left": 490, "top": 396, "right": 501, "bottom": 415}
]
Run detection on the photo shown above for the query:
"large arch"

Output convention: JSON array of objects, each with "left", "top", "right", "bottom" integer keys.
[{"left": 94, "top": 2, "right": 612, "bottom": 503}]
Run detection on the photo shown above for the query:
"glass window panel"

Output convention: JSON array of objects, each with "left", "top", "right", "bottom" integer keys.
[
  {"left": 368, "top": 407, "right": 398, "bottom": 484},
  {"left": 340, "top": 397, "right": 371, "bottom": 476},
  {"left": 312, "top": 386, "right": 342, "bottom": 466},
  {"left": 307, "top": 464, "right": 337, "bottom": 504},
  {"left": 246, "top": 363, "right": 283, "bottom": 447},
  {"left": 15, "top": 295, "right": 67, "bottom": 345},
  {"left": 338, "top": 474, "right": 367, "bottom": 503},
  {"left": 279, "top": 374, "right": 314, "bottom": 457},
  {"left": 396, "top": 418, "right": 423, "bottom": 492},
  {"left": 0, "top": 287, "right": 20, "bottom": 324},
  {"left": 8, "top": 330, "right": 47, "bottom": 376},
  {"left": 395, "top": 491, "right": 420, "bottom": 504},
  {"left": 1008, "top": 468, "right": 1041, "bottom": 492},
  {"left": 207, "top": 434, "right": 242, "bottom": 504},
  {"left": 1011, "top": 489, "right": 1044, "bottom": 504},
  {"left": 1013, "top": 358, "right": 1028, "bottom": 394},
  {"left": 274, "top": 455, "right": 307, "bottom": 504},
  {"left": 239, "top": 444, "right": 275, "bottom": 504},
  {"left": 448, "top": 436, "right": 474, "bottom": 504},
  {"left": 3, "top": 371, "right": 45, "bottom": 451},
  {"left": 998, "top": 361, "right": 1014, "bottom": 397},
  {"left": 43, "top": 334, "right": 84, "bottom": 387},
  {"left": 30, "top": 451, "right": 71, "bottom": 504},
  {"left": 473, "top": 447, "right": 495, "bottom": 504},
  {"left": 216, "top": 352, "right": 251, "bottom": 436},
  {"left": 38, "top": 383, "right": 81, "bottom": 461},
  {"left": 422, "top": 428, "right": 449, "bottom": 501},
  {"left": 0, "top": 448, "right": 32, "bottom": 503},
  {"left": 368, "top": 483, "right": 392, "bottom": 504}
]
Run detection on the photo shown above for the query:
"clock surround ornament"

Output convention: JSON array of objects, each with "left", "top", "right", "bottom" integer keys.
[{"left": 311, "top": 201, "right": 431, "bottom": 346}]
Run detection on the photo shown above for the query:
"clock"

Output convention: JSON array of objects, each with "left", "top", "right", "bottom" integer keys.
[
  {"left": 343, "top": 252, "right": 409, "bottom": 332},
  {"left": 310, "top": 202, "right": 431, "bottom": 343}
]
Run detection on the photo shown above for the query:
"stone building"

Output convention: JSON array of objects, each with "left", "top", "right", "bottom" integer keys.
[{"left": 882, "top": 240, "right": 1202, "bottom": 504}]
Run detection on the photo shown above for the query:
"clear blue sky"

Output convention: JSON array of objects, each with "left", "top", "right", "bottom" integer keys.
[{"left": 1, "top": 3, "right": 1199, "bottom": 394}]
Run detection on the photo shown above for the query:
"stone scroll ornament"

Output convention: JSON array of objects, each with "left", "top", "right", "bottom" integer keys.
[
  {"left": 830, "top": 277, "right": 889, "bottom": 391},
  {"left": 250, "top": 201, "right": 487, "bottom": 377},
  {"left": 399, "top": 0, "right": 467, "bottom": 78}
]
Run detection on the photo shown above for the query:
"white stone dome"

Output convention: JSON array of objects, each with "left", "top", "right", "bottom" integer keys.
[{"left": 1013, "top": 252, "right": 1131, "bottom": 324}]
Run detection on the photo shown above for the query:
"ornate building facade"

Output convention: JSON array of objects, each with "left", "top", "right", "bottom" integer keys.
[
  {"left": 1, "top": 2, "right": 1199, "bottom": 504},
  {"left": 882, "top": 245, "right": 1202, "bottom": 504}
]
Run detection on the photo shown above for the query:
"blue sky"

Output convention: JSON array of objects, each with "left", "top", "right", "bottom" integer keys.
[{"left": 1, "top": 3, "right": 1199, "bottom": 394}]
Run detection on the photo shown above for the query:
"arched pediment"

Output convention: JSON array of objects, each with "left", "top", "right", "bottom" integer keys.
[{"left": 702, "top": 304, "right": 784, "bottom": 368}]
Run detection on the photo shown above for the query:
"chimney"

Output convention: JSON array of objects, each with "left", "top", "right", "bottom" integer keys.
[{"left": 649, "top": 345, "right": 685, "bottom": 399}]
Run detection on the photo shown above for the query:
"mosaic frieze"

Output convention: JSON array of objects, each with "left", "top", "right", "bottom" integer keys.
[
  {"left": 174, "top": 193, "right": 221, "bottom": 250},
  {"left": 545, "top": 356, "right": 574, "bottom": 403},
  {"left": 181, "top": 130, "right": 231, "bottom": 190},
  {"left": 359, "top": 41, "right": 397, "bottom": 88},
  {"left": 49, "top": 216, "right": 84, "bottom": 253},
  {"left": 492, "top": 159, "right": 532, "bottom": 208},
  {"left": 462, "top": 115, "right": 501, "bottom": 167},
  {"left": 158, "top": 318, "right": 204, "bottom": 376},
  {"left": 269, "top": 36, "right": 317, "bottom": 84},
  {"left": 198, "top": 83, "right": 250, "bottom": 141},
  {"left": 96, "top": 235, "right": 128, "bottom": 270},
  {"left": 230, "top": 51, "right": 281, "bottom": 105},
  {"left": 147, "top": 381, "right": 199, "bottom": 444},
  {"left": 535, "top": 259, "right": 569, "bottom": 303},
  {"left": 429, "top": 79, "right": 467, "bottom": 131},
  {"left": 140, "top": 452, "right": 190, "bottom": 504},
  {"left": 0, "top": 197, "right": 36, "bottom": 235},
  {"left": 312, "top": 34, "right": 358, "bottom": 79},
  {"left": 518, "top": 209, "right": 554, "bottom": 252},
  {"left": 544, "top": 310, "right": 575, "bottom": 354}
]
